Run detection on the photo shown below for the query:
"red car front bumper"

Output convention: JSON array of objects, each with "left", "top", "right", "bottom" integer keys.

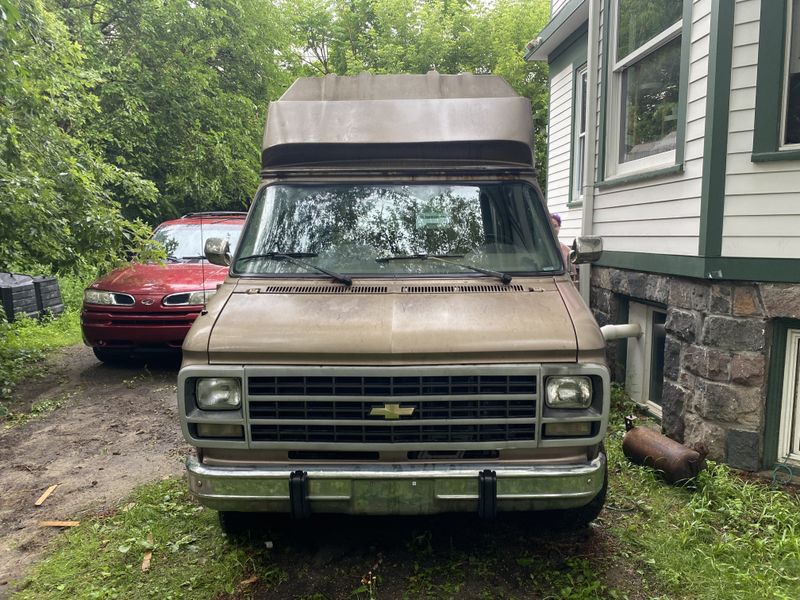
[{"left": 81, "top": 302, "right": 202, "bottom": 350}]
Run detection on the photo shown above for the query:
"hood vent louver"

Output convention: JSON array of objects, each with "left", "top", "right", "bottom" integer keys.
[
  {"left": 246, "top": 283, "right": 528, "bottom": 295},
  {"left": 401, "top": 284, "right": 525, "bottom": 294},
  {"left": 256, "top": 285, "right": 388, "bottom": 294}
]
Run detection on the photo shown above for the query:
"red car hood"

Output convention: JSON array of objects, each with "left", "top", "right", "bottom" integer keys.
[{"left": 89, "top": 262, "right": 229, "bottom": 295}]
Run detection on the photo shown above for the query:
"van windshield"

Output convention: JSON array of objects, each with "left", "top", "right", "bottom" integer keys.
[{"left": 234, "top": 183, "right": 563, "bottom": 277}]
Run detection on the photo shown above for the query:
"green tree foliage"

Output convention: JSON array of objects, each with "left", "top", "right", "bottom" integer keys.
[
  {"left": 0, "top": 0, "right": 156, "bottom": 274},
  {"left": 1, "top": 0, "right": 550, "bottom": 276},
  {"left": 65, "top": 0, "right": 293, "bottom": 219},
  {"left": 285, "top": 0, "right": 550, "bottom": 177}
]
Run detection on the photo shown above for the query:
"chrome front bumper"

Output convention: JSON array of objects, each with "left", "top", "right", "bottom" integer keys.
[{"left": 185, "top": 453, "right": 606, "bottom": 515}]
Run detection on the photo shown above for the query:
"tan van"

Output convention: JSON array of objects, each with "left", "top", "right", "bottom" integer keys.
[{"left": 178, "top": 72, "right": 608, "bottom": 532}]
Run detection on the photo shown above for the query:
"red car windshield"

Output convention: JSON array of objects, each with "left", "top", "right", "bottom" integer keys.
[{"left": 153, "top": 222, "right": 243, "bottom": 261}]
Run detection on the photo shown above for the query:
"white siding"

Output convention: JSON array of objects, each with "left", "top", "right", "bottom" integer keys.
[
  {"left": 546, "top": 61, "right": 582, "bottom": 244},
  {"left": 552, "top": 0, "right": 571, "bottom": 18},
  {"left": 722, "top": 0, "right": 800, "bottom": 259},
  {"left": 591, "top": 0, "right": 710, "bottom": 256}
]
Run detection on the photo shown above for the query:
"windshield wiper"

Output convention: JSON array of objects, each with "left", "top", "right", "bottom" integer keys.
[
  {"left": 238, "top": 251, "right": 318, "bottom": 261},
  {"left": 237, "top": 252, "right": 352, "bottom": 287},
  {"left": 377, "top": 253, "right": 512, "bottom": 285},
  {"left": 376, "top": 253, "right": 464, "bottom": 262}
]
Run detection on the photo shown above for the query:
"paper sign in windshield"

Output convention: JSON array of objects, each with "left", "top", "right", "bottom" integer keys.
[{"left": 416, "top": 212, "right": 450, "bottom": 229}]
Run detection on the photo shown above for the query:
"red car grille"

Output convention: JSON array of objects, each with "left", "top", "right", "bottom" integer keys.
[{"left": 107, "top": 312, "right": 197, "bottom": 327}]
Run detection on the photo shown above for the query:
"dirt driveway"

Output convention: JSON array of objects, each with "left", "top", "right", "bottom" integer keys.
[{"left": 0, "top": 346, "right": 189, "bottom": 597}]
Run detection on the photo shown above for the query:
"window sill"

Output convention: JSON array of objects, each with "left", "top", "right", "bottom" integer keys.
[
  {"left": 751, "top": 149, "right": 800, "bottom": 162},
  {"left": 596, "top": 163, "right": 683, "bottom": 189},
  {"left": 566, "top": 199, "right": 584, "bottom": 208}
]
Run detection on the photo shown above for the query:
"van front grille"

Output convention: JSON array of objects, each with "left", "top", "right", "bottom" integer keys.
[
  {"left": 250, "top": 423, "right": 536, "bottom": 443},
  {"left": 246, "top": 373, "right": 538, "bottom": 446},
  {"left": 248, "top": 375, "right": 536, "bottom": 397},
  {"left": 249, "top": 398, "right": 535, "bottom": 420}
]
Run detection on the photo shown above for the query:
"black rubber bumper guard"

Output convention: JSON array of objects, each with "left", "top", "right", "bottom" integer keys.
[
  {"left": 478, "top": 469, "right": 497, "bottom": 520},
  {"left": 289, "top": 469, "right": 498, "bottom": 520},
  {"left": 289, "top": 470, "right": 311, "bottom": 519}
]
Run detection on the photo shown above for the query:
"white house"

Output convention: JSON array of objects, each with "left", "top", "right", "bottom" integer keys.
[{"left": 526, "top": 0, "right": 800, "bottom": 472}]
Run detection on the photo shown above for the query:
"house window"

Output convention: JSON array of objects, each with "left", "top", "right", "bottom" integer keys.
[
  {"left": 753, "top": 0, "right": 800, "bottom": 160},
  {"left": 608, "top": 0, "right": 683, "bottom": 175},
  {"left": 778, "top": 329, "right": 800, "bottom": 465},
  {"left": 572, "top": 66, "right": 588, "bottom": 203},
  {"left": 625, "top": 302, "right": 667, "bottom": 416},
  {"left": 783, "top": 0, "right": 800, "bottom": 146}
]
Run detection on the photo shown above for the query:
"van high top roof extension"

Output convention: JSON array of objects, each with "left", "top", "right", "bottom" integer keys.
[{"left": 262, "top": 72, "right": 536, "bottom": 173}]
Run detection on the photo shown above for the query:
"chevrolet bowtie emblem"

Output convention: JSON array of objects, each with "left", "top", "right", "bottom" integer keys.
[{"left": 370, "top": 403, "right": 415, "bottom": 419}]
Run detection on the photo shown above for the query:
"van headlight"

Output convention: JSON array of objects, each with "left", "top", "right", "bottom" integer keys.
[
  {"left": 196, "top": 378, "right": 241, "bottom": 410},
  {"left": 545, "top": 376, "right": 592, "bottom": 409}
]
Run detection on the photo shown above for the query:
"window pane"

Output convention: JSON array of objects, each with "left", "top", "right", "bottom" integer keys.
[
  {"left": 648, "top": 310, "right": 667, "bottom": 406},
  {"left": 620, "top": 36, "right": 681, "bottom": 163},
  {"left": 579, "top": 70, "right": 588, "bottom": 134},
  {"left": 617, "top": 0, "right": 682, "bottom": 59},
  {"left": 785, "top": 0, "right": 800, "bottom": 144},
  {"left": 574, "top": 69, "right": 587, "bottom": 199},
  {"left": 153, "top": 224, "right": 243, "bottom": 259},
  {"left": 576, "top": 135, "right": 586, "bottom": 196},
  {"left": 234, "top": 183, "right": 563, "bottom": 276}
]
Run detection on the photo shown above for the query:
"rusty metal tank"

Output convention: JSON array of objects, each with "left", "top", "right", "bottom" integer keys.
[{"left": 622, "top": 416, "right": 707, "bottom": 484}]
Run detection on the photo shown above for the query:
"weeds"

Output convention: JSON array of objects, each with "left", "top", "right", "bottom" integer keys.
[
  {"left": 3, "top": 392, "right": 74, "bottom": 428},
  {"left": 606, "top": 391, "right": 800, "bottom": 600},
  {"left": 353, "top": 553, "right": 383, "bottom": 599},
  {"left": 9, "top": 382, "right": 800, "bottom": 600},
  {"left": 13, "top": 479, "right": 254, "bottom": 600},
  {"left": 0, "top": 274, "right": 85, "bottom": 418}
]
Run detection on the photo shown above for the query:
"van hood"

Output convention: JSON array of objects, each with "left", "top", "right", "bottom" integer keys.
[
  {"left": 203, "top": 279, "right": 589, "bottom": 365},
  {"left": 90, "top": 262, "right": 229, "bottom": 296}
]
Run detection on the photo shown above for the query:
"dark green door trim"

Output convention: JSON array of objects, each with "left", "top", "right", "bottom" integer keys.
[{"left": 698, "top": 0, "right": 735, "bottom": 258}]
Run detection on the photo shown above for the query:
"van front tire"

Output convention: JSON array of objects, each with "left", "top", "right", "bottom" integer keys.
[
  {"left": 543, "top": 460, "right": 608, "bottom": 530},
  {"left": 218, "top": 511, "right": 252, "bottom": 537}
]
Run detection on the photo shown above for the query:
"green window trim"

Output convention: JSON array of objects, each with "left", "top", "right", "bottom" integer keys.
[
  {"left": 597, "top": 0, "right": 692, "bottom": 184},
  {"left": 751, "top": 149, "right": 800, "bottom": 163},
  {"left": 752, "top": 0, "right": 798, "bottom": 160},
  {"left": 567, "top": 62, "right": 588, "bottom": 207},
  {"left": 595, "top": 251, "right": 800, "bottom": 283},
  {"left": 595, "top": 164, "right": 684, "bottom": 189},
  {"left": 764, "top": 319, "right": 800, "bottom": 469}
]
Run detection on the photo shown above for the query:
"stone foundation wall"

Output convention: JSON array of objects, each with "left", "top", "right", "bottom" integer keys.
[{"left": 591, "top": 266, "right": 800, "bottom": 471}]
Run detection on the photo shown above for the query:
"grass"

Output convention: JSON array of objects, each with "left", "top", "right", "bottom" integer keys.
[
  {"left": 0, "top": 275, "right": 85, "bottom": 418},
  {"left": 2, "top": 392, "right": 74, "bottom": 427},
  {"left": 604, "top": 386, "right": 800, "bottom": 600},
  {"left": 13, "top": 479, "right": 264, "bottom": 600},
  {"left": 9, "top": 386, "right": 800, "bottom": 599}
]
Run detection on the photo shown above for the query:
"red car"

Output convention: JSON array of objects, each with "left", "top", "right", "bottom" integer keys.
[{"left": 81, "top": 212, "right": 246, "bottom": 363}]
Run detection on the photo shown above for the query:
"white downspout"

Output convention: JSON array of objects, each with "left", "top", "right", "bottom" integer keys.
[{"left": 579, "top": 0, "right": 601, "bottom": 305}]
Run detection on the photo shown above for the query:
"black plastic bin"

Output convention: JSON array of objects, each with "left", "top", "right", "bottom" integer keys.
[
  {"left": 0, "top": 273, "right": 39, "bottom": 322},
  {"left": 32, "top": 276, "right": 65, "bottom": 317}
]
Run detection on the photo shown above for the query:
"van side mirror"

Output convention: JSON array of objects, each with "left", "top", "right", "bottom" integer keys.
[
  {"left": 205, "top": 237, "right": 231, "bottom": 267},
  {"left": 570, "top": 236, "right": 602, "bottom": 264}
]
